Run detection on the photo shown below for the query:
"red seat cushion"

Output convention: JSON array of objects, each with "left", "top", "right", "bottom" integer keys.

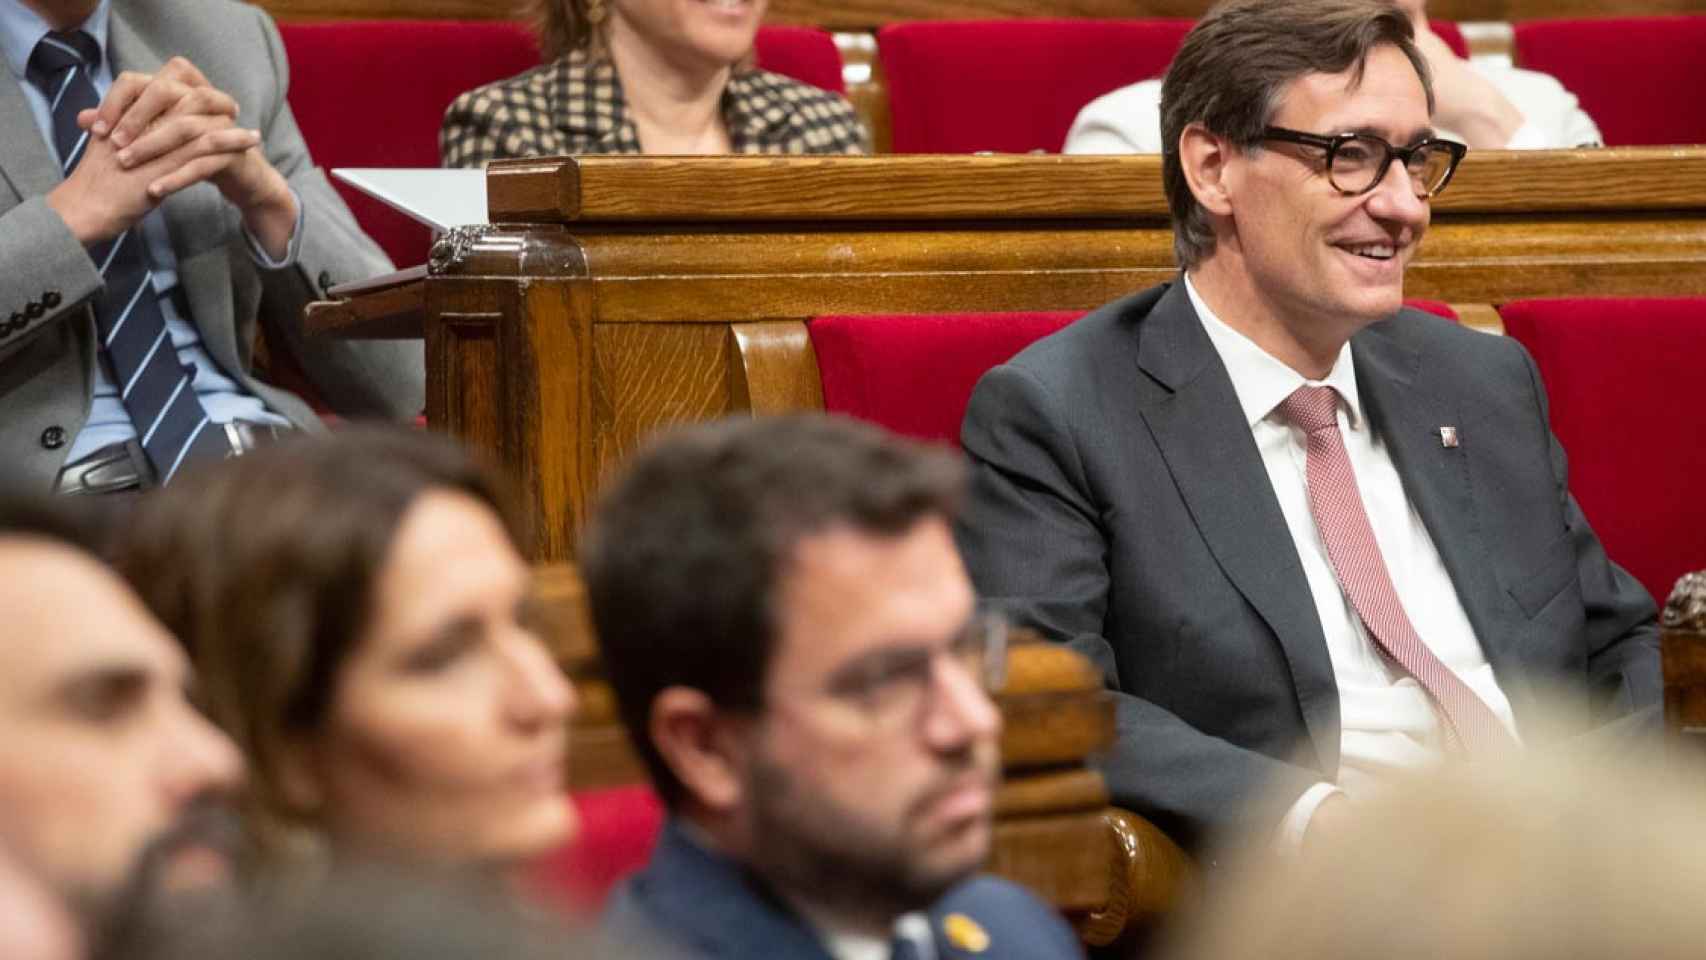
[
  {"left": 754, "top": 25, "right": 846, "bottom": 94},
  {"left": 878, "top": 19, "right": 1193, "bottom": 154},
  {"left": 279, "top": 20, "right": 540, "bottom": 269},
  {"left": 876, "top": 19, "right": 1465, "bottom": 155},
  {"left": 812, "top": 301, "right": 1458, "bottom": 446},
  {"left": 811, "top": 312, "right": 1085, "bottom": 444},
  {"left": 529, "top": 785, "right": 664, "bottom": 913},
  {"left": 1514, "top": 17, "right": 1706, "bottom": 146},
  {"left": 1499, "top": 297, "right": 1706, "bottom": 605}
]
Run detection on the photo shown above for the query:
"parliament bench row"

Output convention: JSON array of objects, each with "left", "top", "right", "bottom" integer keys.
[
  {"left": 504, "top": 291, "right": 1706, "bottom": 941},
  {"left": 308, "top": 149, "right": 1706, "bottom": 946},
  {"left": 275, "top": 15, "right": 1706, "bottom": 271}
]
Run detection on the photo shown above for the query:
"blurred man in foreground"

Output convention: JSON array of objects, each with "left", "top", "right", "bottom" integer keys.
[
  {"left": 0, "top": 498, "right": 242, "bottom": 945},
  {"left": 583, "top": 415, "right": 1082, "bottom": 959}
]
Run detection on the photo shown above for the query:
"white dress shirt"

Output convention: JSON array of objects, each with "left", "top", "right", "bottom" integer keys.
[{"left": 1183, "top": 276, "right": 1521, "bottom": 846}]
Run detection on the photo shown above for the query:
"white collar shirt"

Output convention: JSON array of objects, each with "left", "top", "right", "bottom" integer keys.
[{"left": 1183, "top": 275, "right": 1521, "bottom": 816}]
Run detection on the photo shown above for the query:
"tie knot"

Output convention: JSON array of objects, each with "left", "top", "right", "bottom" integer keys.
[
  {"left": 28, "top": 30, "right": 99, "bottom": 88},
  {"left": 1277, "top": 384, "right": 1341, "bottom": 435}
]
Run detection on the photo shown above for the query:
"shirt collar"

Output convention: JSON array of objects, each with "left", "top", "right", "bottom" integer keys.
[
  {"left": 1184, "top": 272, "right": 1365, "bottom": 431},
  {"left": 0, "top": 0, "right": 111, "bottom": 83}
]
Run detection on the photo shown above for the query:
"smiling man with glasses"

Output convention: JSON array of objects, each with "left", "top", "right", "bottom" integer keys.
[
  {"left": 583, "top": 414, "right": 1081, "bottom": 960},
  {"left": 959, "top": 0, "right": 1659, "bottom": 860}
]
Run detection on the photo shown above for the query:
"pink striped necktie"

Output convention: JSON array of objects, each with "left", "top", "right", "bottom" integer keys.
[{"left": 1276, "top": 385, "right": 1515, "bottom": 755}]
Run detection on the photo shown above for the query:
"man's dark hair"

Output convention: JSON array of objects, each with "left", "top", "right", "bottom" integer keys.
[
  {"left": 580, "top": 414, "right": 964, "bottom": 808},
  {"left": 1160, "top": 0, "right": 1434, "bottom": 269}
]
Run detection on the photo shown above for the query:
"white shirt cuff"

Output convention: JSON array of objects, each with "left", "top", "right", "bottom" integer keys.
[
  {"left": 1274, "top": 781, "right": 1343, "bottom": 855},
  {"left": 243, "top": 186, "right": 304, "bottom": 269}
]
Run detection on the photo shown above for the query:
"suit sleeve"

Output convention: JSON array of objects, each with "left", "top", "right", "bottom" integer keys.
[
  {"left": 957, "top": 363, "right": 1322, "bottom": 851},
  {"left": 1518, "top": 344, "right": 1661, "bottom": 718},
  {"left": 245, "top": 6, "right": 424, "bottom": 420},
  {"left": 0, "top": 197, "right": 102, "bottom": 364}
]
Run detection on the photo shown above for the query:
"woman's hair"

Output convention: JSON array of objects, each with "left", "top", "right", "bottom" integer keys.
[
  {"left": 116, "top": 427, "right": 525, "bottom": 862},
  {"left": 518, "top": 0, "right": 601, "bottom": 62},
  {"left": 517, "top": 0, "right": 758, "bottom": 68}
]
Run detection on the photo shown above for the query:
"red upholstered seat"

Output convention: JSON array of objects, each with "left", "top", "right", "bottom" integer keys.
[
  {"left": 878, "top": 19, "right": 1194, "bottom": 154},
  {"left": 530, "top": 785, "right": 665, "bottom": 913},
  {"left": 753, "top": 25, "right": 846, "bottom": 94},
  {"left": 875, "top": 19, "right": 1466, "bottom": 155},
  {"left": 279, "top": 20, "right": 540, "bottom": 270},
  {"left": 1513, "top": 17, "right": 1706, "bottom": 146},
  {"left": 1499, "top": 297, "right": 1706, "bottom": 605},
  {"left": 812, "top": 302, "right": 1459, "bottom": 446}
]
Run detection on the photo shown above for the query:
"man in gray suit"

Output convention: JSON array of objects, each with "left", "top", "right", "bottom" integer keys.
[
  {"left": 958, "top": 0, "right": 1660, "bottom": 857},
  {"left": 1, "top": 0, "right": 422, "bottom": 495}
]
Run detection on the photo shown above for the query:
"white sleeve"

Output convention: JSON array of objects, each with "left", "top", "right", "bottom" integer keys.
[
  {"left": 1274, "top": 781, "right": 1344, "bottom": 855},
  {"left": 1472, "top": 63, "right": 1604, "bottom": 148},
  {"left": 1062, "top": 79, "right": 1167, "bottom": 154}
]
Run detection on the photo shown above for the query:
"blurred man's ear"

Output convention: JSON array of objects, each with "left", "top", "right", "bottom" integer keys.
[
  {"left": 1179, "top": 121, "right": 1237, "bottom": 218},
  {"left": 650, "top": 687, "right": 747, "bottom": 814}
]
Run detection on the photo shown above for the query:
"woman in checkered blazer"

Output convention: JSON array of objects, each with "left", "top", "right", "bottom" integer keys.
[{"left": 440, "top": 0, "right": 867, "bottom": 165}]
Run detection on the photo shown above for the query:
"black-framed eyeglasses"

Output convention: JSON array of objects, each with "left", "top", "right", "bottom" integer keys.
[
  {"left": 775, "top": 611, "right": 1010, "bottom": 734},
  {"left": 1260, "top": 126, "right": 1467, "bottom": 198}
]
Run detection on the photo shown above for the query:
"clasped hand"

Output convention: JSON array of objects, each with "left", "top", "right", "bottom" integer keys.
[{"left": 45, "top": 56, "right": 296, "bottom": 257}]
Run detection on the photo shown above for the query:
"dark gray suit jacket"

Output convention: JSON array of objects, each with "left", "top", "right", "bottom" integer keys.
[
  {"left": 604, "top": 819, "right": 1083, "bottom": 959},
  {"left": 957, "top": 280, "right": 1661, "bottom": 852},
  {"left": 0, "top": 0, "right": 422, "bottom": 493}
]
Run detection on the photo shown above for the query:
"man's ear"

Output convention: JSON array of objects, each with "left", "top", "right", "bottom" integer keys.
[
  {"left": 1178, "top": 122, "right": 1237, "bottom": 217},
  {"left": 650, "top": 687, "right": 747, "bottom": 814}
]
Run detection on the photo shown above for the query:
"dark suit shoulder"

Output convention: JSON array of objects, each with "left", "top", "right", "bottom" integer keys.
[
  {"left": 1002, "top": 283, "right": 1169, "bottom": 379},
  {"left": 932, "top": 876, "right": 1083, "bottom": 958}
]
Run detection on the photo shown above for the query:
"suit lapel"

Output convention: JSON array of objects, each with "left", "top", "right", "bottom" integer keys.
[
  {"left": 1352, "top": 321, "right": 1521, "bottom": 676},
  {"left": 0, "top": 61, "right": 67, "bottom": 202},
  {"left": 1135, "top": 282, "right": 1341, "bottom": 775}
]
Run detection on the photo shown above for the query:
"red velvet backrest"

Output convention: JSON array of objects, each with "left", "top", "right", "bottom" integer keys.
[
  {"left": 876, "top": 19, "right": 1466, "bottom": 155},
  {"left": 878, "top": 19, "right": 1193, "bottom": 154},
  {"left": 811, "top": 312, "right": 1084, "bottom": 443},
  {"left": 530, "top": 785, "right": 665, "bottom": 913},
  {"left": 1513, "top": 17, "right": 1706, "bottom": 146},
  {"left": 1499, "top": 297, "right": 1706, "bottom": 605},
  {"left": 810, "top": 301, "right": 1458, "bottom": 446},
  {"left": 753, "top": 25, "right": 846, "bottom": 94},
  {"left": 279, "top": 20, "right": 540, "bottom": 269}
]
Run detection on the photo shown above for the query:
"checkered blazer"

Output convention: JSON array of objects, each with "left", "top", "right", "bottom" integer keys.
[{"left": 440, "top": 49, "right": 868, "bottom": 166}]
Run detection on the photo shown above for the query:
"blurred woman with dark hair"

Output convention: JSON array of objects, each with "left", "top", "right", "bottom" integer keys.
[
  {"left": 439, "top": 0, "right": 865, "bottom": 165},
  {"left": 116, "top": 427, "right": 577, "bottom": 880}
]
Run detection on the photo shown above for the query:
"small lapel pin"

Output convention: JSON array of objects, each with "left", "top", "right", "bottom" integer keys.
[
  {"left": 943, "top": 913, "right": 990, "bottom": 953},
  {"left": 1439, "top": 426, "right": 1460, "bottom": 448}
]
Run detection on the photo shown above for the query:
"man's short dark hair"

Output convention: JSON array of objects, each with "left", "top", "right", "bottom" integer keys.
[
  {"left": 1160, "top": 0, "right": 1434, "bottom": 269},
  {"left": 580, "top": 415, "right": 964, "bottom": 808}
]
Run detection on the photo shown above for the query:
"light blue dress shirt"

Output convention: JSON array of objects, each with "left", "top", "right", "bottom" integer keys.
[{"left": 0, "top": 0, "right": 293, "bottom": 462}]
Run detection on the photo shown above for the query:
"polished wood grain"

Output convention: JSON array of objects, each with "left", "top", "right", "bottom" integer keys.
[
  {"left": 727, "top": 322, "right": 825, "bottom": 415},
  {"left": 995, "top": 768, "right": 1109, "bottom": 817},
  {"left": 1662, "top": 571, "right": 1706, "bottom": 749},
  {"left": 1076, "top": 810, "right": 1195, "bottom": 948},
  {"left": 485, "top": 150, "right": 1706, "bottom": 226},
  {"left": 488, "top": 155, "right": 1168, "bottom": 223},
  {"left": 989, "top": 812, "right": 1115, "bottom": 914}
]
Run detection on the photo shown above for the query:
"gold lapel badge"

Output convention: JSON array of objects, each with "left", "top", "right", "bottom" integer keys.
[{"left": 942, "top": 913, "right": 990, "bottom": 953}]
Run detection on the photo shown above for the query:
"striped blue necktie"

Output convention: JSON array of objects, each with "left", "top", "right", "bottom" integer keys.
[{"left": 27, "top": 30, "right": 229, "bottom": 483}]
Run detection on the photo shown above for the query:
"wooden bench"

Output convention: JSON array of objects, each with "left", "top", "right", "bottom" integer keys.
[{"left": 310, "top": 147, "right": 1706, "bottom": 945}]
